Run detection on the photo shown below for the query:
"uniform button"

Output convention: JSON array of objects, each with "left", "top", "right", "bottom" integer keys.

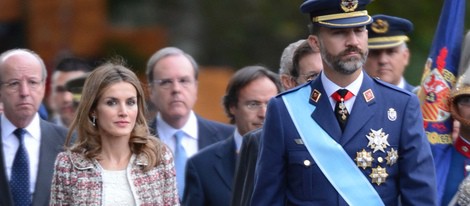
[
  {"left": 304, "top": 160, "right": 311, "bottom": 167},
  {"left": 378, "top": 157, "right": 383, "bottom": 163}
]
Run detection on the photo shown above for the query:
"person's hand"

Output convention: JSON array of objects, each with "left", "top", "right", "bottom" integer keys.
[{"left": 452, "top": 119, "right": 461, "bottom": 143}]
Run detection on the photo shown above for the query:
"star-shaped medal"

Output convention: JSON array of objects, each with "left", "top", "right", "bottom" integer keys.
[
  {"left": 366, "top": 128, "right": 390, "bottom": 153},
  {"left": 369, "top": 166, "right": 388, "bottom": 186},
  {"left": 386, "top": 148, "right": 398, "bottom": 166},
  {"left": 355, "top": 149, "right": 373, "bottom": 169}
]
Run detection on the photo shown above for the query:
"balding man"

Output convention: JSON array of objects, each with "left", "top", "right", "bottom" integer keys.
[{"left": 0, "top": 49, "right": 67, "bottom": 206}]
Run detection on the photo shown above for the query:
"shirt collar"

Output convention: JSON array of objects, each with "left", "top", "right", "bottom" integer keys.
[
  {"left": 1, "top": 113, "right": 41, "bottom": 140},
  {"left": 234, "top": 129, "right": 243, "bottom": 152},
  {"left": 397, "top": 77, "right": 405, "bottom": 89},
  {"left": 156, "top": 110, "right": 198, "bottom": 141},
  {"left": 321, "top": 70, "right": 363, "bottom": 97}
]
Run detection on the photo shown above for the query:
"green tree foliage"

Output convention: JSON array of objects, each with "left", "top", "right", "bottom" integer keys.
[{"left": 152, "top": 0, "right": 469, "bottom": 85}]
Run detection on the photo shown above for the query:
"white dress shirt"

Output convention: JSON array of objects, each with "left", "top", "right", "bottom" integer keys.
[
  {"left": 1, "top": 113, "right": 41, "bottom": 195},
  {"left": 233, "top": 129, "right": 243, "bottom": 153},
  {"left": 156, "top": 111, "right": 199, "bottom": 158}
]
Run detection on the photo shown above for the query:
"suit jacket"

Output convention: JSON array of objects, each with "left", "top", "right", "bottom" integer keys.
[
  {"left": 149, "top": 114, "right": 234, "bottom": 150},
  {"left": 231, "top": 128, "right": 261, "bottom": 206},
  {"left": 251, "top": 73, "right": 437, "bottom": 205},
  {"left": 0, "top": 119, "right": 68, "bottom": 206},
  {"left": 183, "top": 136, "right": 237, "bottom": 206},
  {"left": 182, "top": 135, "right": 236, "bottom": 206}
]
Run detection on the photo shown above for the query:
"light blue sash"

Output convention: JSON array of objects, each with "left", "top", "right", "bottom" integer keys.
[{"left": 282, "top": 86, "right": 384, "bottom": 206}]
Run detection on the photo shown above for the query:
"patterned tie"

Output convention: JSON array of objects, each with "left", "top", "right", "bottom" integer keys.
[
  {"left": 10, "top": 128, "right": 31, "bottom": 206},
  {"left": 174, "top": 131, "right": 187, "bottom": 200},
  {"left": 332, "top": 89, "right": 354, "bottom": 131}
]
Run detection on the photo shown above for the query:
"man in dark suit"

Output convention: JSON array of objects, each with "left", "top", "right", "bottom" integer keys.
[
  {"left": 364, "top": 14, "right": 416, "bottom": 92},
  {"left": 183, "top": 66, "right": 281, "bottom": 206},
  {"left": 231, "top": 39, "right": 323, "bottom": 206},
  {"left": 251, "top": 0, "right": 437, "bottom": 205},
  {"left": 0, "top": 49, "right": 67, "bottom": 206},
  {"left": 146, "top": 47, "right": 234, "bottom": 199}
]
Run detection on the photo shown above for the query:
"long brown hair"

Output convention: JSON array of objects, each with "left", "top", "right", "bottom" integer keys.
[{"left": 65, "top": 59, "right": 164, "bottom": 171}]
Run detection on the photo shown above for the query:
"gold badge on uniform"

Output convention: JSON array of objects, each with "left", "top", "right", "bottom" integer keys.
[
  {"left": 355, "top": 149, "right": 373, "bottom": 169},
  {"left": 386, "top": 148, "right": 398, "bottom": 166},
  {"left": 369, "top": 166, "right": 388, "bottom": 185},
  {"left": 366, "top": 128, "right": 390, "bottom": 153},
  {"left": 310, "top": 89, "right": 321, "bottom": 103},
  {"left": 371, "top": 19, "right": 389, "bottom": 34},
  {"left": 340, "top": 0, "right": 358, "bottom": 12},
  {"left": 363, "top": 89, "right": 375, "bottom": 102}
]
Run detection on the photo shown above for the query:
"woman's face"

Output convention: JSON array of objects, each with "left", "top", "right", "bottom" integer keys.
[{"left": 94, "top": 81, "right": 138, "bottom": 139}]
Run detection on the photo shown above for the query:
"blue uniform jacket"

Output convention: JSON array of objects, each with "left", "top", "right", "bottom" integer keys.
[{"left": 251, "top": 74, "right": 437, "bottom": 206}]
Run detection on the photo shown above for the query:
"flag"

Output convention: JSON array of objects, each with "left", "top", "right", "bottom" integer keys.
[{"left": 417, "top": 0, "right": 466, "bottom": 203}]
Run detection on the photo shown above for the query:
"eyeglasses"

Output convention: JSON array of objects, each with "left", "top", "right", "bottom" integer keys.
[
  {"left": 244, "top": 101, "right": 268, "bottom": 111},
  {"left": 0, "top": 79, "right": 44, "bottom": 92},
  {"left": 298, "top": 72, "right": 320, "bottom": 82},
  {"left": 151, "top": 77, "right": 194, "bottom": 89}
]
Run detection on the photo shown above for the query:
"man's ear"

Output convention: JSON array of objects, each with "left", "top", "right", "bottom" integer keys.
[
  {"left": 280, "top": 74, "right": 295, "bottom": 90},
  {"left": 308, "top": 35, "right": 320, "bottom": 51}
]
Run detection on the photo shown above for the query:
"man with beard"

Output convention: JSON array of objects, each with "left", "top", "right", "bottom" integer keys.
[{"left": 250, "top": 0, "right": 437, "bottom": 205}]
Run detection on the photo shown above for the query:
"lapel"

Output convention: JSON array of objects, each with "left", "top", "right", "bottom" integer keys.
[
  {"left": 197, "top": 116, "right": 219, "bottom": 149},
  {"left": 0, "top": 122, "right": 13, "bottom": 206},
  {"left": 148, "top": 118, "right": 158, "bottom": 137},
  {"left": 32, "top": 120, "right": 66, "bottom": 206},
  {"left": 340, "top": 75, "right": 377, "bottom": 145},
  {"left": 213, "top": 136, "right": 236, "bottom": 190},
  {"left": 310, "top": 79, "right": 343, "bottom": 142}
]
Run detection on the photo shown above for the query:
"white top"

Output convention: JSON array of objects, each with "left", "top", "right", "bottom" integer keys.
[
  {"left": 98, "top": 156, "right": 137, "bottom": 206},
  {"left": 156, "top": 110, "right": 199, "bottom": 158},
  {"left": 321, "top": 71, "right": 364, "bottom": 113},
  {"left": 1, "top": 113, "right": 41, "bottom": 195}
]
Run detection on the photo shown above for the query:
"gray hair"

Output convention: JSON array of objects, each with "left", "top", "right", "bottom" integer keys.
[
  {"left": 279, "top": 40, "right": 305, "bottom": 76},
  {"left": 146, "top": 47, "right": 199, "bottom": 82},
  {"left": 0, "top": 48, "right": 48, "bottom": 80}
]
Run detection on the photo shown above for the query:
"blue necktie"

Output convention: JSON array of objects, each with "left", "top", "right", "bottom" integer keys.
[
  {"left": 174, "top": 131, "right": 187, "bottom": 200},
  {"left": 10, "top": 128, "right": 31, "bottom": 206}
]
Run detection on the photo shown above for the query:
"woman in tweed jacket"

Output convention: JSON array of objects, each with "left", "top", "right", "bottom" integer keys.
[{"left": 50, "top": 60, "right": 179, "bottom": 205}]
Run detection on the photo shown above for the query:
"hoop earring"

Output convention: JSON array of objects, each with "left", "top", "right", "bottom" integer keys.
[{"left": 92, "top": 116, "right": 96, "bottom": 127}]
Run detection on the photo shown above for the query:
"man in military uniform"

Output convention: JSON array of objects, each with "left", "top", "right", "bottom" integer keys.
[
  {"left": 364, "top": 14, "right": 416, "bottom": 92},
  {"left": 437, "top": 31, "right": 470, "bottom": 206},
  {"left": 251, "top": 0, "right": 437, "bottom": 205}
]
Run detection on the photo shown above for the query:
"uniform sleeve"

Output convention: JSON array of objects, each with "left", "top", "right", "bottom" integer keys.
[
  {"left": 398, "top": 95, "right": 438, "bottom": 205},
  {"left": 182, "top": 158, "right": 205, "bottom": 206},
  {"left": 251, "top": 98, "right": 287, "bottom": 205},
  {"left": 49, "top": 152, "right": 72, "bottom": 205}
]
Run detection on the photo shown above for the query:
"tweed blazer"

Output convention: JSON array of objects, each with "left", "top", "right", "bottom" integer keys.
[{"left": 49, "top": 148, "right": 179, "bottom": 206}]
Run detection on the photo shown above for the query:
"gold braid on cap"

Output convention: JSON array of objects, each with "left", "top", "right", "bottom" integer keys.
[
  {"left": 312, "top": 10, "right": 369, "bottom": 23},
  {"left": 368, "top": 36, "right": 410, "bottom": 43}
]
